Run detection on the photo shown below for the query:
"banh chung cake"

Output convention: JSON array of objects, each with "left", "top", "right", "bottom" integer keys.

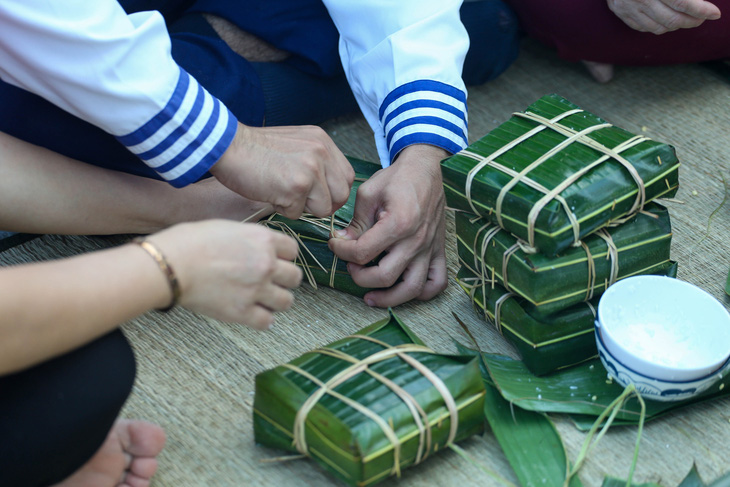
[
  {"left": 253, "top": 311, "right": 486, "bottom": 486},
  {"left": 260, "top": 156, "right": 381, "bottom": 298},
  {"left": 456, "top": 262, "right": 678, "bottom": 376},
  {"left": 455, "top": 203, "right": 673, "bottom": 317},
  {"left": 442, "top": 94, "right": 679, "bottom": 256}
]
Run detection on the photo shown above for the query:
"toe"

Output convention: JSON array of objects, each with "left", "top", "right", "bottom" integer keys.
[
  {"left": 118, "top": 420, "right": 166, "bottom": 458},
  {"left": 582, "top": 61, "right": 615, "bottom": 83}
]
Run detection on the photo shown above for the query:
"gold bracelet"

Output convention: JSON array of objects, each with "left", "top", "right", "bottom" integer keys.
[{"left": 132, "top": 237, "right": 180, "bottom": 312}]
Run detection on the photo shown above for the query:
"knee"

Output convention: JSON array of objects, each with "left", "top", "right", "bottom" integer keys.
[{"left": 460, "top": 0, "right": 522, "bottom": 86}]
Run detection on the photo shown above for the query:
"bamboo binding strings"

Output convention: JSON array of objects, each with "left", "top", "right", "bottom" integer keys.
[
  {"left": 514, "top": 112, "right": 648, "bottom": 240},
  {"left": 570, "top": 229, "right": 620, "bottom": 303},
  {"left": 328, "top": 214, "right": 338, "bottom": 288},
  {"left": 259, "top": 215, "right": 327, "bottom": 289},
  {"left": 467, "top": 215, "right": 620, "bottom": 309},
  {"left": 494, "top": 121, "right": 613, "bottom": 248},
  {"left": 258, "top": 212, "right": 351, "bottom": 289},
  {"left": 459, "top": 108, "right": 648, "bottom": 251},
  {"left": 283, "top": 339, "right": 460, "bottom": 477},
  {"left": 579, "top": 241, "right": 597, "bottom": 301},
  {"left": 492, "top": 292, "right": 515, "bottom": 335},
  {"left": 462, "top": 109, "right": 582, "bottom": 224},
  {"left": 471, "top": 220, "right": 502, "bottom": 310},
  {"left": 463, "top": 221, "right": 516, "bottom": 334},
  {"left": 311, "top": 345, "right": 433, "bottom": 465},
  {"left": 596, "top": 229, "right": 620, "bottom": 289},
  {"left": 457, "top": 270, "right": 516, "bottom": 336}
]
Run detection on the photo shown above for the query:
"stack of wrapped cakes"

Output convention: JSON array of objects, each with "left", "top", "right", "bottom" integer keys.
[{"left": 441, "top": 94, "right": 680, "bottom": 375}]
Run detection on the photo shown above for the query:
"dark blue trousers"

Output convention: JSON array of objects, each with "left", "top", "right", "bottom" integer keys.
[{"left": 0, "top": 0, "right": 519, "bottom": 181}]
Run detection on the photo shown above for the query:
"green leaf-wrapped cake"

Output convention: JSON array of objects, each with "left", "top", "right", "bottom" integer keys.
[
  {"left": 456, "top": 263, "right": 678, "bottom": 376},
  {"left": 261, "top": 157, "right": 381, "bottom": 297},
  {"left": 455, "top": 203, "right": 673, "bottom": 317},
  {"left": 442, "top": 94, "right": 680, "bottom": 256},
  {"left": 253, "top": 311, "right": 486, "bottom": 486}
]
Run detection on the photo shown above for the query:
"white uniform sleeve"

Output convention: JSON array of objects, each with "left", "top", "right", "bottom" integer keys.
[
  {"left": 0, "top": 1, "right": 237, "bottom": 187},
  {"left": 322, "top": 0, "right": 469, "bottom": 166}
]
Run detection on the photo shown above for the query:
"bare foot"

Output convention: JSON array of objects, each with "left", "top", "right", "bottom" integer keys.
[
  {"left": 53, "top": 420, "right": 166, "bottom": 487},
  {"left": 582, "top": 60, "right": 615, "bottom": 83}
]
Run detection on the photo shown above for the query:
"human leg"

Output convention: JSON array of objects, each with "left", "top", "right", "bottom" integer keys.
[
  {"left": 178, "top": 1, "right": 359, "bottom": 126},
  {"left": 185, "top": 0, "right": 520, "bottom": 121},
  {"left": 0, "top": 131, "right": 269, "bottom": 236},
  {"left": 0, "top": 330, "right": 140, "bottom": 486},
  {"left": 460, "top": 0, "right": 521, "bottom": 86},
  {"left": 504, "top": 0, "right": 730, "bottom": 66}
]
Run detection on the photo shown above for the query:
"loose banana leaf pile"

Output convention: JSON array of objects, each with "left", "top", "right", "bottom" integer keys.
[
  {"left": 448, "top": 336, "right": 730, "bottom": 484},
  {"left": 456, "top": 338, "right": 730, "bottom": 487},
  {"left": 442, "top": 94, "right": 680, "bottom": 256},
  {"left": 253, "top": 311, "right": 486, "bottom": 487},
  {"left": 482, "top": 381, "right": 584, "bottom": 487},
  {"left": 455, "top": 203, "right": 673, "bottom": 317},
  {"left": 456, "top": 261, "right": 678, "bottom": 376},
  {"left": 261, "top": 157, "right": 381, "bottom": 298}
]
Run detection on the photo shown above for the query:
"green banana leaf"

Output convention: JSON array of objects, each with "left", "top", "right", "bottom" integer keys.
[
  {"left": 455, "top": 345, "right": 730, "bottom": 428},
  {"left": 261, "top": 156, "right": 381, "bottom": 297},
  {"left": 455, "top": 203, "right": 673, "bottom": 317},
  {"left": 725, "top": 267, "right": 730, "bottom": 297},
  {"left": 441, "top": 94, "right": 680, "bottom": 256},
  {"left": 292, "top": 237, "right": 371, "bottom": 298},
  {"left": 603, "top": 463, "right": 730, "bottom": 487},
  {"left": 483, "top": 382, "right": 584, "bottom": 487},
  {"left": 455, "top": 261, "right": 678, "bottom": 376},
  {"left": 254, "top": 310, "right": 487, "bottom": 487},
  {"left": 680, "top": 465, "right": 730, "bottom": 487},
  {"left": 602, "top": 478, "right": 663, "bottom": 487}
]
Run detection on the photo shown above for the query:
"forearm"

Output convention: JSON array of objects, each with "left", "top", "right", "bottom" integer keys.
[
  {"left": 393, "top": 144, "right": 449, "bottom": 169},
  {"left": 0, "top": 243, "right": 170, "bottom": 375},
  {"left": 0, "top": 132, "right": 231, "bottom": 235}
]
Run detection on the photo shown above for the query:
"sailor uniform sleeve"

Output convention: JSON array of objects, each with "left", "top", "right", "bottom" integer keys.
[
  {"left": 321, "top": 0, "right": 469, "bottom": 167},
  {"left": 0, "top": 0, "right": 237, "bottom": 187}
]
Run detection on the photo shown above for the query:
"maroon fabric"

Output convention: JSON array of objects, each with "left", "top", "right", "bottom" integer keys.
[{"left": 505, "top": 0, "right": 730, "bottom": 65}]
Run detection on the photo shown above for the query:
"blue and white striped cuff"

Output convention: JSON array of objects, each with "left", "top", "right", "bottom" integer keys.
[
  {"left": 116, "top": 67, "right": 238, "bottom": 187},
  {"left": 379, "top": 80, "right": 468, "bottom": 162}
]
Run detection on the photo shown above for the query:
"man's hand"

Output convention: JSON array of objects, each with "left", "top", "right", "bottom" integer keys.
[
  {"left": 210, "top": 123, "right": 354, "bottom": 220},
  {"left": 328, "top": 144, "right": 449, "bottom": 307},
  {"left": 607, "top": 0, "right": 721, "bottom": 34}
]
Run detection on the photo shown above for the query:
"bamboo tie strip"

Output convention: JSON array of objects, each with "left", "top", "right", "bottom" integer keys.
[
  {"left": 597, "top": 229, "right": 620, "bottom": 288},
  {"left": 283, "top": 338, "right": 460, "bottom": 477},
  {"left": 458, "top": 274, "right": 516, "bottom": 335},
  {"left": 259, "top": 213, "right": 350, "bottom": 290},
  {"left": 468, "top": 218, "right": 621, "bottom": 308},
  {"left": 459, "top": 109, "right": 648, "bottom": 251},
  {"left": 579, "top": 241, "right": 597, "bottom": 301}
]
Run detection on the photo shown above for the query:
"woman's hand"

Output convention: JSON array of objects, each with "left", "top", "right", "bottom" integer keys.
[{"left": 149, "top": 220, "right": 302, "bottom": 329}]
